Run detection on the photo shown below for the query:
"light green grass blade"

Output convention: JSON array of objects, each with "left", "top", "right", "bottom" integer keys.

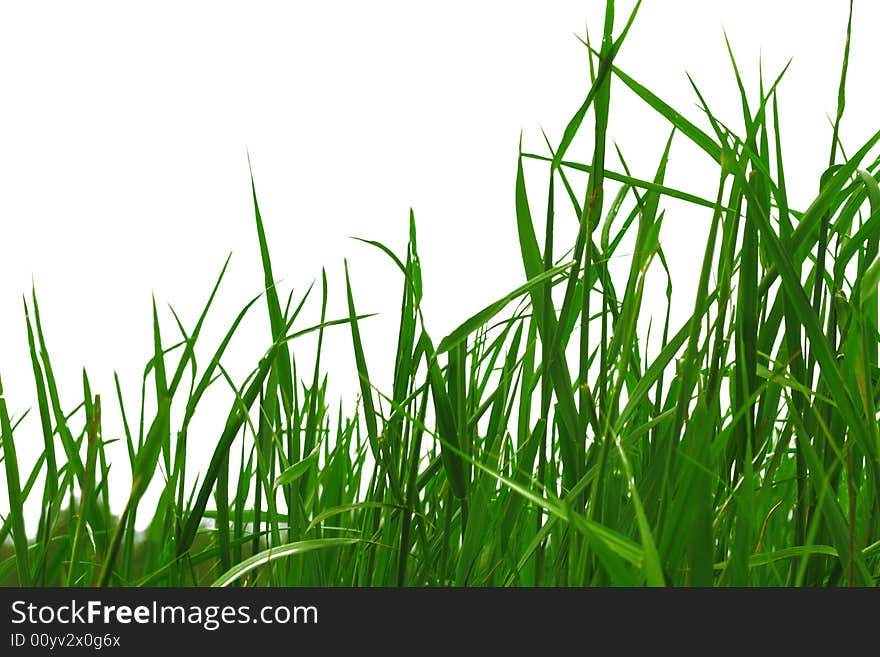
[
  {"left": 0, "top": 374, "right": 30, "bottom": 585},
  {"left": 212, "top": 538, "right": 358, "bottom": 587}
]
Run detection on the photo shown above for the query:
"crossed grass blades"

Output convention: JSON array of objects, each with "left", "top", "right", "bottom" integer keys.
[{"left": 2, "top": 0, "right": 880, "bottom": 586}]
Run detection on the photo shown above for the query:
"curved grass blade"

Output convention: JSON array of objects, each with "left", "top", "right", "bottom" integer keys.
[{"left": 212, "top": 538, "right": 358, "bottom": 587}]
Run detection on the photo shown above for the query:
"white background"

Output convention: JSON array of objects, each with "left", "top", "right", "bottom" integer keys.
[{"left": 2, "top": 1, "right": 878, "bottom": 520}]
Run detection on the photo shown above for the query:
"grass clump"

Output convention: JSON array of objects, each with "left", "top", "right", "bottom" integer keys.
[{"left": 1, "top": 0, "right": 879, "bottom": 587}]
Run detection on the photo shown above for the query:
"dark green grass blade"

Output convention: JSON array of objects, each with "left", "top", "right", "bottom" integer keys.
[
  {"left": 212, "top": 538, "right": 358, "bottom": 587},
  {"left": 0, "top": 374, "right": 30, "bottom": 585},
  {"left": 552, "top": 0, "right": 642, "bottom": 169},
  {"left": 437, "top": 262, "right": 574, "bottom": 354},
  {"left": 248, "top": 156, "right": 295, "bottom": 417}
]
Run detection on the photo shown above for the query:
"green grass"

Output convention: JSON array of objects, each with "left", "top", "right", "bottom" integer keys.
[{"left": 2, "top": 0, "right": 879, "bottom": 587}]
